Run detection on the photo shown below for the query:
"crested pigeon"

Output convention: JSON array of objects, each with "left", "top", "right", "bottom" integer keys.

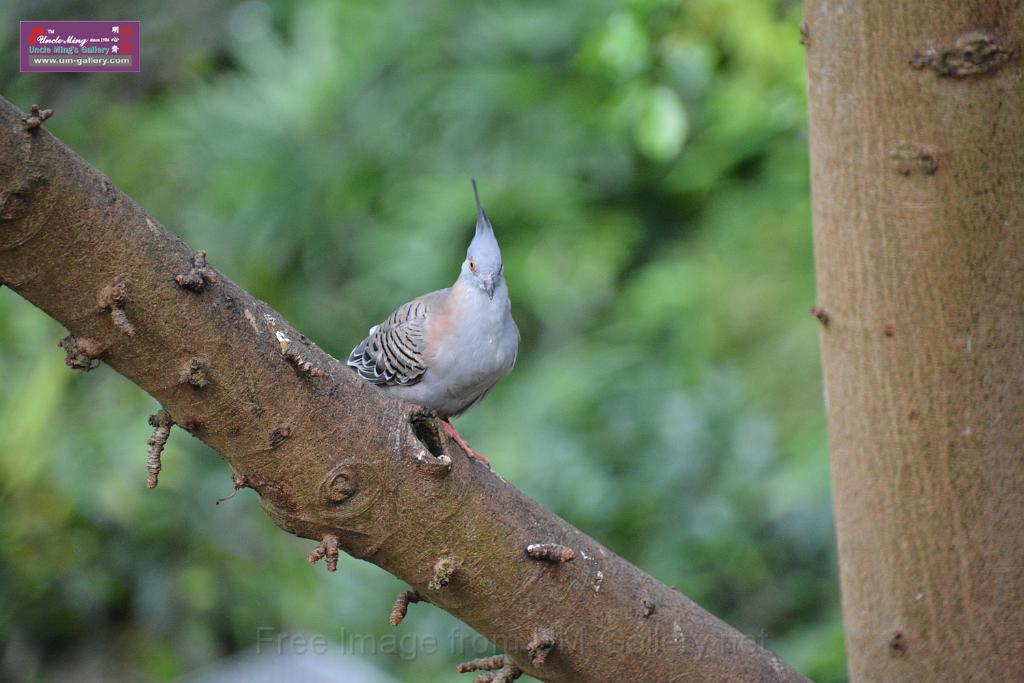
[{"left": 347, "top": 181, "right": 519, "bottom": 465}]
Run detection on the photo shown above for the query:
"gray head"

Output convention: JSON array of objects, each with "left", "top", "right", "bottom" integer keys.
[{"left": 462, "top": 180, "right": 503, "bottom": 299}]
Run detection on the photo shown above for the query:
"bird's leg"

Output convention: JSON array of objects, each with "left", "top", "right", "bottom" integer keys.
[{"left": 441, "top": 419, "right": 491, "bottom": 467}]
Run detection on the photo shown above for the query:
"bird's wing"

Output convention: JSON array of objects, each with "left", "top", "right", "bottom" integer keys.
[{"left": 347, "top": 293, "right": 440, "bottom": 386}]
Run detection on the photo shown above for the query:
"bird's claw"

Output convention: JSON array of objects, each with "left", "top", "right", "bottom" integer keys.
[{"left": 440, "top": 420, "right": 491, "bottom": 467}]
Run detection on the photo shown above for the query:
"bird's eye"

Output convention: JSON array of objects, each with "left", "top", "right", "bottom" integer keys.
[{"left": 469, "top": 258, "right": 476, "bottom": 272}]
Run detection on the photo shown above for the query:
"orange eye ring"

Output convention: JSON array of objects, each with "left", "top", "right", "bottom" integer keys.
[{"left": 469, "top": 258, "right": 476, "bottom": 272}]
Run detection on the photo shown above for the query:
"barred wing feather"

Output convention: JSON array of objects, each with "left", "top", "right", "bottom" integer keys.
[{"left": 347, "top": 299, "right": 430, "bottom": 386}]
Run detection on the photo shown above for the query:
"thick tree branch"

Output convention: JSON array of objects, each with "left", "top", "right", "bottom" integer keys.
[
  {"left": 805, "top": 3, "right": 1024, "bottom": 680},
  {"left": 0, "top": 95, "right": 806, "bottom": 682}
]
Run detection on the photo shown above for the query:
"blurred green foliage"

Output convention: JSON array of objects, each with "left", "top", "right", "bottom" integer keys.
[{"left": 0, "top": 0, "right": 844, "bottom": 681}]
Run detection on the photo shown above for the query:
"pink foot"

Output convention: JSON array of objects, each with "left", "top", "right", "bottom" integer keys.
[{"left": 441, "top": 419, "right": 491, "bottom": 467}]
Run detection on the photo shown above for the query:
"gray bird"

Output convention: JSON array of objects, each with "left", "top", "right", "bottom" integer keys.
[{"left": 347, "top": 181, "right": 519, "bottom": 465}]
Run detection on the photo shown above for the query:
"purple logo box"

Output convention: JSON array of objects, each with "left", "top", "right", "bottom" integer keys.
[{"left": 20, "top": 21, "right": 140, "bottom": 72}]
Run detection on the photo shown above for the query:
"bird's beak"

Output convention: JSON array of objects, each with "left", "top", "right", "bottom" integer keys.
[{"left": 482, "top": 278, "right": 495, "bottom": 300}]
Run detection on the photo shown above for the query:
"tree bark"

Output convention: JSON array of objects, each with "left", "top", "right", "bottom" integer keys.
[
  {"left": 0, "top": 95, "right": 806, "bottom": 682},
  {"left": 805, "top": 3, "right": 1024, "bottom": 681}
]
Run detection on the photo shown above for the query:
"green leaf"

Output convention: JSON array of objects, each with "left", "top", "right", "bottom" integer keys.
[{"left": 633, "top": 84, "right": 689, "bottom": 162}]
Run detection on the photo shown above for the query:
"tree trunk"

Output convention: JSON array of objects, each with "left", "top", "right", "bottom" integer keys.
[
  {"left": 0, "top": 95, "right": 807, "bottom": 682},
  {"left": 805, "top": 2, "right": 1024, "bottom": 681}
]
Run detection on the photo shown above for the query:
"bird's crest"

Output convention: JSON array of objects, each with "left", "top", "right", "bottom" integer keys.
[
  {"left": 472, "top": 178, "right": 492, "bottom": 237},
  {"left": 468, "top": 179, "right": 501, "bottom": 268}
]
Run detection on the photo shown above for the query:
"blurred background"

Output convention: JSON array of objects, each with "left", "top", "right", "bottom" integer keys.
[{"left": 0, "top": 0, "right": 841, "bottom": 681}]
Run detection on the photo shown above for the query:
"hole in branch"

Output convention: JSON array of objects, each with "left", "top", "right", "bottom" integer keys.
[{"left": 412, "top": 416, "right": 444, "bottom": 458}]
